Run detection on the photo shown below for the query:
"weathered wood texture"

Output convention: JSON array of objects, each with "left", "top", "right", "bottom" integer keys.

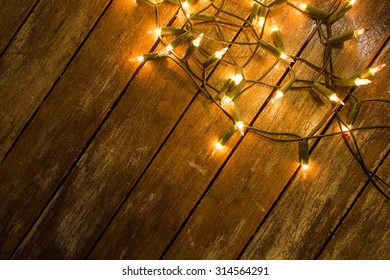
[
  {"left": 319, "top": 156, "right": 390, "bottom": 259},
  {"left": 164, "top": 1, "right": 389, "bottom": 259},
  {"left": 0, "top": 0, "right": 38, "bottom": 54},
  {"left": 0, "top": 0, "right": 389, "bottom": 260},
  {"left": 0, "top": 0, "right": 178, "bottom": 259},
  {"left": 0, "top": 0, "right": 110, "bottom": 162},
  {"left": 241, "top": 39, "right": 390, "bottom": 260}
]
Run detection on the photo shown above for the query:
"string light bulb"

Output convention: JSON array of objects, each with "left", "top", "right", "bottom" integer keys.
[
  {"left": 313, "top": 83, "right": 344, "bottom": 105},
  {"left": 148, "top": 27, "right": 185, "bottom": 37},
  {"left": 233, "top": 102, "right": 245, "bottom": 135},
  {"left": 183, "top": 33, "right": 204, "bottom": 59},
  {"left": 214, "top": 125, "right": 238, "bottom": 151},
  {"left": 346, "top": 102, "right": 362, "bottom": 128},
  {"left": 328, "top": 0, "right": 356, "bottom": 23},
  {"left": 181, "top": 1, "right": 190, "bottom": 10},
  {"left": 294, "top": 2, "right": 329, "bottom": 19},
  {"left": 328, "top": 28, "right": 367, "bottom": 44},
  {"left": 358, "top": 64, "right": 386, "bottom": 79},
  {"left": 203, "top": 47, "right": 228, "bottom": 68},
  {"left": 130, "top": 52, "right": 167, "bottom": 62},
  {"left": 271, "top": 20, "right": 285, "bottom": 51},
  {"left": 134, "top": 0, "right": 387, "bottom": 187},
  {"left": 299, "top": 140, "right": 310, "bottom": 172},
  {"left": 335, "top": 78, "right": 372, "bottom": 87},
  {"left": 271, "top": 77, "right": 295, "bottom": 103},
  {"left": 258, "top": 39, "right": 289, "bottom": 60}
]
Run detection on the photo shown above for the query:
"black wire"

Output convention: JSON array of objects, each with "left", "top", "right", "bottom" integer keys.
[{"left": 143, "top": 0, "right": 390, "bottom": 200}]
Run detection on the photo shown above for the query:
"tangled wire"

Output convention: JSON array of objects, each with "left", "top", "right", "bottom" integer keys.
[{"left": 133, "top": 0, "right": 390, "bottom": 199}]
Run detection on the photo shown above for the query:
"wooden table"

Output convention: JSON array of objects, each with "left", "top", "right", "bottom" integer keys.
[{"left": 0, "top": 0, "right": 389, "bottom": 259}]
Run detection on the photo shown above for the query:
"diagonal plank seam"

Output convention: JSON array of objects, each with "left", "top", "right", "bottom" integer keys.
[
  {"left": 238, "top": 33, "right": 390, "bottom": 260},
  {"left": 6, "top": 0, "right": 135, "bottom": 259},
  {"left": 0, "top": 0, "right": 115, "bottom": 166},
  {"left": 85, "top": 6, "right": 253, "bottom": 260},
  {"left": 0, "top": 0, "right": 41, "bottom": 58},
  {"left": 315, "top": 148, "right": 390, "bottom": 259},
  {"left": 159, "top": 1, "right": 337, "bottom": 260}
]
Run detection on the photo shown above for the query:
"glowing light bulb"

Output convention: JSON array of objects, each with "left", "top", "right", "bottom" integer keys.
[
  {"left": 214, "top": 142, "right": 224, "bottom": 151},
  {"left": 301, "top": 164, "right": 309, "bottom": 171},
  {"left": 349, "top": 0, "right": 356, "bottom": 5},
  {"left": 221, "top": 96, "right": 233, "bottom": 107},
  {"left": 341, "top": 124, "right": 350, "bottom": 132},
  {"left": 280, "top": 52, "right": 288, "bottom": 60},
  {"left": 299, "top": 3, "right": 307, "bottom": 10},
  {"left": 329, "top": 94, "right": 345, "bottom": 105},
  {"left": 165, "top": 45, "right": 173, "bottom": 52},
  {"left": 148, "top": 28, "right": 161, "bottom": 36},
  {"left": 215, "top": 47, "right": 228, "bottom": 59},
  {"left": 257, "top": 17, "right": 265, "bottom": 30},
  {"left": 370, "top": 64, "right": 386, "bottom": 75},
  {"left": 231, "top": 74, "right": 244, "bottom": 85},
  {"left": 271, "top": 90, "right": 284, "bottom": 103},
  {"left": 354, "top": 28, "right": 367, "bottom": 37},
  {"left": 137, "top": 55, "right": 144, "bottom": 62},
  {"left": 235, "top": 121, "right": 245, "bottom": 135},
  {"left": 181, "top": 1, "right": 190, "bottom": 10},
  {"left": 354, "top": 78, "right": 372, "bottom": 86},
  {"left": 192, "top": 33, "right": 203, "bottom": 47}
]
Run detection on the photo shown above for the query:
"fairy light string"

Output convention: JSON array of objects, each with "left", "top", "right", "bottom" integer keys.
[{"left": 131, "top": 0, "right": 389, "bottom": 198}]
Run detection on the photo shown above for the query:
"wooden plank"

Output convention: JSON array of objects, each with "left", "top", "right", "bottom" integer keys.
[
  {"left": 241, "top": 38, "right": 390, "bottom": 259},
  {"left": 0, "top": 1, "right": 179, "bottom": 259},
  {"left": 9, "top": 0, "right": 215, "bottom": 260},
  {"left": 164, "top": 0, "right": 389, "bottom": 259},
  {"left": 88, "top": 1, "right": 336, "bottom": 259},
  {"left": 319, "top": 156, "right": 390, "bottom": 259},
  {"left": 0, "top": 0, "right": 38, "bottom": 54},
  {"left": 0, "top": 0, "right": 110, "bottom": 162}
]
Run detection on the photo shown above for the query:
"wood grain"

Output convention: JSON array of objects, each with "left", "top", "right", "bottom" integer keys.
[
  {"left": 89, "top": 1, "right": 335, "bottom": 260},
  {"left": 10, "top": 0, "right": 216, "bottom": 259},
  {"left": 319, "top": 156, "right": 390, "bottom": 259},
  {"left": 1, "top": 1, "right": 178, "bottom": 259},
  {"left": 0, "top": 0, "right": 110, "bottom": 163},
  {"left": 241, "top": 38, "right": 389, "bottom": 259},
  {"left": 0, "top": 0, "right": 38, "bottom": 54},
  {"left": 0, "top": 0, "right": 388, "bottom": 260},
  {"left": 164, "top": 0, "right": 389, "bottom": 259}
]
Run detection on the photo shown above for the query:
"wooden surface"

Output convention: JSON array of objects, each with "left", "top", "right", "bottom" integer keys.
[{"left": 0, "top": 0, "right": 389, "bottom": 259}]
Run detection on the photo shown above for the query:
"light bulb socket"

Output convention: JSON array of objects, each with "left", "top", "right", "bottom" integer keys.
[
  {"left": 313, "top": 82, "right": 337, "bottom": 98},
  {"left": 278, "top": 77, "right": 295, "bottom": 95},
  {"left": 272, "top": 28, "right": 285, "bottom": 51},
  {"left": 328, "top": 2, "right": 354, "bottom": 23},
  {"left": 217, "top": 79, "right": 235, "bottom": 100},
  {"left": 159, "top": 27, "right": 186, "bottom": 36},
  {"left": 249, "top": 2, "right": 261, "bottom": 23},
  {"left": 299, "top": 140, "right": 309, "bottom": 167},
  {"left": 218, "top": 125, "right": 238, "bottom": 147},
  {"left": 227, "top": 79, "right": 246, "bottom": 100},
  {"left": 169, "top": 31, "right": 193, "bottom": 49},
  {"left": 190, "top": 14, "right": 214, "bottom": 20},
  {"left": 258, "top": 39, "right": 284, "bottom": 58},
  {"left": 183, "top": 43, "right": 198, "bottom": 59},
  {"left": 346, "top": 102, "right": 361, "bottom": 127},
  {"left": 258, "top": 1, "right": 268, "bottom": 18},
  {"left": 334, "top": 79, "right": 357, "bottom": 87},
  {"left": 328, "top": 30, "right": 356, "bottom": 44},
  {"left": 142, "top": 52, "right": 167, "bottom": 61},
  {"left": 304, "top": 4, "right": 329, "bottom": 19}
]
